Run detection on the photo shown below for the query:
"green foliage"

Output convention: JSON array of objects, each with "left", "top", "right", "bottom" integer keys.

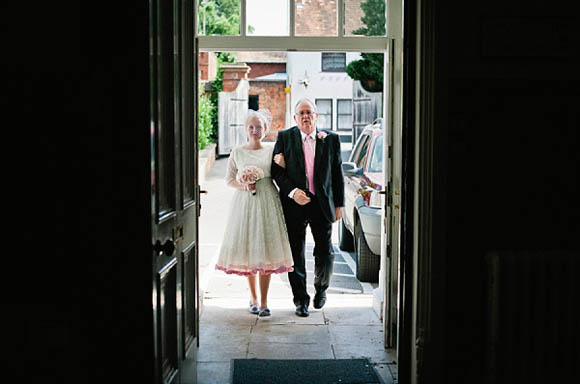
[
  {"left": 198, "top": 83, "right": 214, "bottom": 150},
  {"left": 351, "top": 0, "right": 386, "bottom": 36},
  {"left": 346, "top": 0, "right": 386, "bottom": 91},
  {"left": 197, "top": 0, "right": 239, "bottom": 148},
  {"left": 199, "top": 0, "right": 240, "bottom": 35}
]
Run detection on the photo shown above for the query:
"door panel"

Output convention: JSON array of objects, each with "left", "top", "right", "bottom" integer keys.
[
  {"left": 157, "top": 257, "right": 179, "bottom": 382},
  {"left": 151, "top": 0, "right": 198, "bottom": 383}
]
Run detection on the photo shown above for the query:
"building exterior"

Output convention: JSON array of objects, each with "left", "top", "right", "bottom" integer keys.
[
  {"left": 237, "top": 52, "right": 288, "bottom": 141},
  {"left": 287, "top": 52, "right": 361, "bottom": 133}
]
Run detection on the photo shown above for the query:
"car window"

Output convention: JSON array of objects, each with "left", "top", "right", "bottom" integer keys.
[
  {"left": 368, "top": 135, "right": 383, "bottom": 172},
  {"left": 350, "top": 134, "right": 369, "bottom": 165},
  {"left": 349, "top": 134, "right": 366, "bottom": 163},
  {"left": 355, "top": 135, "right": 371, "bottom": 168}
]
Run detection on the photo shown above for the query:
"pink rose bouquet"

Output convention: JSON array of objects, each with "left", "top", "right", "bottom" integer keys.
[{"left": 239, "top": 165, "right": 265, "bottom": 195}]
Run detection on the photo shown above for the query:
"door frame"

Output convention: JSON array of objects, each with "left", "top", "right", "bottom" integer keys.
[{"left": 197, "top": 0, "right": 414, "bottom": 378}]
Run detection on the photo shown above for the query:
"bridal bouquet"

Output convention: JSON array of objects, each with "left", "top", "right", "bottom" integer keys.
[{"left": 239, "top": 165, "right": 264, "bottom": 195}]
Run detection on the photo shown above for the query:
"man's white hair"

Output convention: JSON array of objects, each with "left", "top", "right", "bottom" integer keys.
[{"left": 294, "top": 98, "right": 317, "bottom": 114}]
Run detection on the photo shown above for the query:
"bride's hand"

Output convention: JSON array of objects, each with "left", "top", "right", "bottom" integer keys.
[{"left": 274, "top": 153, "right": 286, "bottom": 169}]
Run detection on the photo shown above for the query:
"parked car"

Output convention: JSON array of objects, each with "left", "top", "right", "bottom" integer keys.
[{"left": 339, "top": 118, "right": 384, "bottom": 282}]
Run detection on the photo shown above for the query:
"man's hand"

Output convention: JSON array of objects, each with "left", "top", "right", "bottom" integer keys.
[
  {"left": 293, "top": 189, "right": 311, "bottom": 206},
  {"left": 334, "top": 207, "right": 343, "bottom": 222},
  {"left": 273, "top": 153, "right": 286, "bottom": 169}
]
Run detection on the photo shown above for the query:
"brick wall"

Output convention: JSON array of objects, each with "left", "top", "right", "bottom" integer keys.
[
  {"left": 199, "top": 52, "right": 217, "bottom": 81},
  {"left": 221, "top": 64, "right": 251, "bottom": 92},
  {"left": 344, "top": 0, "right": 365, "bottom": 35},
  {"left": 296, "top": 0, "right": 337, "bottom": 36},
  {"left": 295, "top": 0, "right": 365, "bottom": 36},
  {"left": 247, "top": 63, "right": 286, "bottom": 79},
  {"left": 249, "top": 81, "right": 287, "bottom": 141}
]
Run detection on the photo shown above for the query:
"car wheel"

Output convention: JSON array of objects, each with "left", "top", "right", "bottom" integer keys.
[
  {"left": 355, "top": 219, "right": 380, "bottom": 283},
  {"left": 338, "top": 218, "right": 354, "bottom": 252}
]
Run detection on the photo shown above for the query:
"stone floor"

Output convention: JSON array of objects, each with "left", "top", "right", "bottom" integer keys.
[
  {"left": 196, "top": 269, "right": 397, "bottom": 383},
  {"left": 195, "top": 147, "right": 397, "bottom": 383}
]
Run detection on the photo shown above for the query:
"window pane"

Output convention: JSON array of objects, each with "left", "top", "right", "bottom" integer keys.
[
  {"left": 354, "top": 135, "right": 370, "bottom": 167},
  {"left": 316, "top": 99, "right": 332, "bottom": 114},
  {"left": 337, "top": 99, "right": 352, "bottom": 130},
  {"left": 317, "top": 114, "right": 331, "bottom": 130},
  {"left": 296, "top": 0, "right": 337, "bottom": 36},
  {"left": 246, "top": 0, "right": 289, "bottom": 36},
  {"left": 349, "top": 133, "right": 366, "bottom": 162},
  {"left": 368, "top": 135, "right": 383, "bottom": 172},
  {"left": 198, "top": 0, "right": 240, "bottom": 36},
  {"left": 321, "top": 53, "right": 346, "bottom": 72},
  {"left": 344, "top": 0, "right": 386, "bottom": 37},
  {"left": 338, "top": 99, "right": 352, "bottom": 114},
  {"left": 338, "top": 114, "right": 352, "bottom": 130},
  {"left": 315, "top": 99, "right": 332, "bottom": 130}
]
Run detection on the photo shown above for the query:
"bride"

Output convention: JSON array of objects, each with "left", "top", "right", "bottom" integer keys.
[{"left": 215, "top": 109, "right": 294, "bottom": 317}]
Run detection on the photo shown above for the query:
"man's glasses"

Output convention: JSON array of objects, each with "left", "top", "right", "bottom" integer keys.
[{"left": 296, "top": 111, "right": 317, "bottom": 116}]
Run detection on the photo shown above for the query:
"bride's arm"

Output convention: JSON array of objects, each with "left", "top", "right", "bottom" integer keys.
[{"left": 225, "top": 153, "right": 253, "bottom": 191}]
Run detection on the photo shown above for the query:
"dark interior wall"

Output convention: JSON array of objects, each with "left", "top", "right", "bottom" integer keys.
[
  {"left": 82, "top": 3, "right": 153, "bottom": 382},
  {"left": 438, "top": 1, "right": 579, "bottom": 382}
]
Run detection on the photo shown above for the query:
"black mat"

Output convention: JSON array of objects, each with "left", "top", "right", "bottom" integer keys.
[{"left": 232, "top": 359, "right": 382, "bottom": 384}]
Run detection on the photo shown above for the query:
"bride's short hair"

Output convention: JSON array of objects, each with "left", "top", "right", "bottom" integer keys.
[{"left": 245, "top": 109, "right": 272, "bottom": 133}]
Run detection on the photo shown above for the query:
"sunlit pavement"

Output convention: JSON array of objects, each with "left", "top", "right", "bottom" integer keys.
[{"left": 196, "top": 144, "right": 397, "bottom": 383}]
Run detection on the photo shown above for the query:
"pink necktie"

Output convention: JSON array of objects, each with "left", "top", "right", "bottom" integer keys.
[{"left": 303, "top": 135, "right": 315, "bottom": 195}]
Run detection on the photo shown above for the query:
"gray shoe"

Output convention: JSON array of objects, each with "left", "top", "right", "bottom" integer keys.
[{"left": 249, "top": 301, "right": 259, "bottom": 314}]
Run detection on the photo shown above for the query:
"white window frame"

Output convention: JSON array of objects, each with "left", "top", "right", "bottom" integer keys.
[{"left": 196, "top": 0, "right": 389, "bottom": 52}]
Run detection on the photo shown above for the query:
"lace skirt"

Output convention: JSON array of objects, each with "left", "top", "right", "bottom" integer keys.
[{"left": 215, "top": 178, "right": 294, "bottom": 276}]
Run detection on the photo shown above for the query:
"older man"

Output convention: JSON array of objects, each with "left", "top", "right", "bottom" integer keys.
[{"left": 272, "top": 98, "right": 345, "bottom": 317}]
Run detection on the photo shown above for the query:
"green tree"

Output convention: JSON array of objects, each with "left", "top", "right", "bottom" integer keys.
[{"left": 346, "top": 0, "right": 385, "bottom": 92}]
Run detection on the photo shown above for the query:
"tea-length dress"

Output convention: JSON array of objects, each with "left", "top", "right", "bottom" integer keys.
[{"left": 215, "top": 144, "right": 294, "bottom": 275}]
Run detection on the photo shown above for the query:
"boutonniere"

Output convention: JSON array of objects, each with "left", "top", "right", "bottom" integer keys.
[{"left": 317, "top": 131, "right": 328, "bottom": 142}]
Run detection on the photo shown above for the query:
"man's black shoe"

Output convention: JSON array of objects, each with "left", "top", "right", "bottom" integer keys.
[
  {"left": 295, "top": 304, "right": 309, "bottom": 317},
  {"left": 313, "top": 293, "right": 327, "bottom": 309}
]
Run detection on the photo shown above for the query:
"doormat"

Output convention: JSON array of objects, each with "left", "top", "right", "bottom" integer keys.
[{"left": 231, "top": 358, "right": 382, "bottom": 384}]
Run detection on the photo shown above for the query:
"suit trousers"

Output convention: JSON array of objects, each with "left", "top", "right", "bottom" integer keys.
[{"left": 285, "top": 195, "right": 334, "bottom": 307}]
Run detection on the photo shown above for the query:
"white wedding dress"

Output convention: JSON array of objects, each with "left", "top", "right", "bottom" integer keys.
[{"left": 215, "top": 143, "right": 294, "bottom": 276}]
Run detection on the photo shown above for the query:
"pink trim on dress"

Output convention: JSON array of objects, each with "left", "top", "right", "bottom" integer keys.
[{"left": 215, "top": 264, "right": 294, "bottom": 276}]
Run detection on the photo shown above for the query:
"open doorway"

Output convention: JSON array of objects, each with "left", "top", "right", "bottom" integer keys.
[
  {"left": 196, "top": 49, "right": 397, "bottom": 383},
  {"left": 148, "top": 1, "right": 406, "bottom": 382}
]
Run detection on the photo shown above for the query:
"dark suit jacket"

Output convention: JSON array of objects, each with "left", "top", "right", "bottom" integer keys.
[{"left": 272, "top": 126, "right": 345, "bottom": 223}]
